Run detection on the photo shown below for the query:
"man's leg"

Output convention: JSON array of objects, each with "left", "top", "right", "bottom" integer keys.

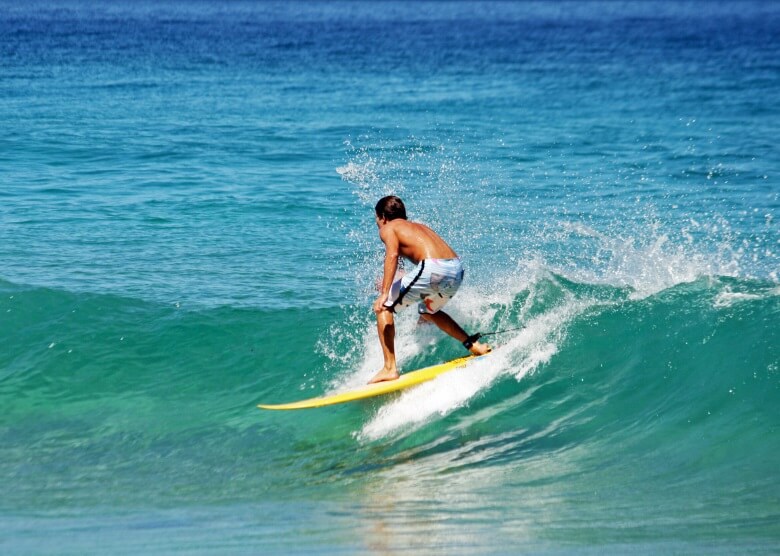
[
  {"left": 368, "top": 309, "right": 401, "bottom": 383},
  {"left": 421, "top": 311, "right": 491, "bottom": 355}
]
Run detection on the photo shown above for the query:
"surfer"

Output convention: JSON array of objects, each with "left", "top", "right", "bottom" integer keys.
[{"left": 369, "top": 195, "right": 491, "bottom": 384}]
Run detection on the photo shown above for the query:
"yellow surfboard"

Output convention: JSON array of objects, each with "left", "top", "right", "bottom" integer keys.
[{"left": 258, "top": 354, "right": 486, "bottom": 410}]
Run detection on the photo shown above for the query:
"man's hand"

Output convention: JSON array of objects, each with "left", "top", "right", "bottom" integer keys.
[{"left": 373, "top": 294, "right": 389, "bottom": 314}]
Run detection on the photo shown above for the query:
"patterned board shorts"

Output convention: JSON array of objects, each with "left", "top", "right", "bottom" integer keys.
[{"left": 383, "top": 257, "right": 464, "bottom": 315}]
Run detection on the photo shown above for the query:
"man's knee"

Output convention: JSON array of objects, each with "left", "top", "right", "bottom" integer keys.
[
  {"left": 377, "top": 310, "right": 394, "bottom": 326},
  {"left": 423, "top": 310, "right": 449, "bottom": 323}
]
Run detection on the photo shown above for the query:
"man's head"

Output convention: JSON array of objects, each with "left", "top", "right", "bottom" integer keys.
[{"left": 375, "top": 196, "right": 407, "bottom": 222}]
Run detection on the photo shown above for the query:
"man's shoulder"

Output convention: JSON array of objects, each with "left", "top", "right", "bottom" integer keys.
[
  {"left": 391, "top": 218, "right": 420, "bottom": 229},
  {"left": 383, "top": 219, "right": 412, "bottom": 232},
  {"left": 380, "top": 219, "right": 413, "bottom": 243}
]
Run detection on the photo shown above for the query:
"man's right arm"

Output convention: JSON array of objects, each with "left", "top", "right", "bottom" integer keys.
[{"left": 374, "top": 225, "right": 400, "bottom": 312}]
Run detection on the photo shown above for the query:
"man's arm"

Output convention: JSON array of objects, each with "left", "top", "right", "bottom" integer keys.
[{"left": 374, "top": 225, "right": 400, "bottom": 312}]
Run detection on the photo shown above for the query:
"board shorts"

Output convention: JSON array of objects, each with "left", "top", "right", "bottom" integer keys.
[{"left": 383, "top": 257, "right": 464, "bottom": 315}]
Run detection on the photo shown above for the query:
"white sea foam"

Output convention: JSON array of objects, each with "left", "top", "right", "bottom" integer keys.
[
  {"left": 712, "top": 284, "right": 775, "bottom": 308},
  {"left": 547, "top": 219, "right": 745, "bottom": 299},
  {"left": 713, "top": 290, "right": 763, "bottom": 308},
  {"left": 335, "top": 160, "right": 385, "bottom": 203},
  {"left": 356, "top": 295, "right": 594, "bottom": 442}
]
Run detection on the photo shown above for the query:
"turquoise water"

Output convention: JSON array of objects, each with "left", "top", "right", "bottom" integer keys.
[{"left": 2, "top": 1, "right": 779, "bottom": 553}]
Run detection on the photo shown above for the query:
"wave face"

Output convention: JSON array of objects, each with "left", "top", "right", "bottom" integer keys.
[{"left": 2, "top": 274, "right": 778, "bottom": 551}]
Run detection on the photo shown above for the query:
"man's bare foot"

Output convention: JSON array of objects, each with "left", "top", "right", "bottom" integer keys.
[
  {"left": 368, "top": 367, "right": 400, "bottom": 384},
  {"left": 469, "top": 341, "right": 492, "bottom": 356}
]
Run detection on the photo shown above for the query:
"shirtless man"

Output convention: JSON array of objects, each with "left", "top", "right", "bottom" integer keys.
[{"left": 369, "top": 196, "right": 491, "bottom": 384}]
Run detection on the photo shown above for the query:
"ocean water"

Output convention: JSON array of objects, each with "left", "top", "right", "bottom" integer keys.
[{"left": 1, "top": 0, "right": 779, "bottom": 553}]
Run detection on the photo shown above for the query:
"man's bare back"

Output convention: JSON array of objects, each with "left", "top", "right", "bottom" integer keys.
[{"left": 379, "top": 219, "right": 458, "bottom": 264}]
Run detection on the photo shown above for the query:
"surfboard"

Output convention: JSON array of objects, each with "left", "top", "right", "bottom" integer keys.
[{"left": 258, "top": 353, "right": 486, "bottom": 410}]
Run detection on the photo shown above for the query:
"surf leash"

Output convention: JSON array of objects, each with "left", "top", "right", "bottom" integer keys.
[
  {"left": 387, "top": 260, "right": 425, "bottom": 313},
  {"left": 463, "top": 326, "right": 524, "bottom": 349}
]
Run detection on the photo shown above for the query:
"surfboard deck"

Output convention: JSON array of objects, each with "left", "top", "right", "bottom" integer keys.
[{"left": 258, "top": 353, "right": 486, "bottom": 410}]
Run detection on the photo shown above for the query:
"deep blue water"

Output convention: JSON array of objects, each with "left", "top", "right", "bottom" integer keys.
[{"left": 1, "top": 1, "right": 779, "bottom": 553}]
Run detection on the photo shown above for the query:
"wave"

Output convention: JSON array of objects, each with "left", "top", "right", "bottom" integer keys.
[
  {"left": 3, "top": 272, "right": 777, "bottom": 427},
  {"left": 1, "top": 272, "right": 777, "bottom": 510},
  {"left": 351, "top": 272, "right": 779, "bottom": 445}
]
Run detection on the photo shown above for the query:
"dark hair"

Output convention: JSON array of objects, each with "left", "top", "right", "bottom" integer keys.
[{"left": 375, "top": 195, "right": 407, "bottom": 221}]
